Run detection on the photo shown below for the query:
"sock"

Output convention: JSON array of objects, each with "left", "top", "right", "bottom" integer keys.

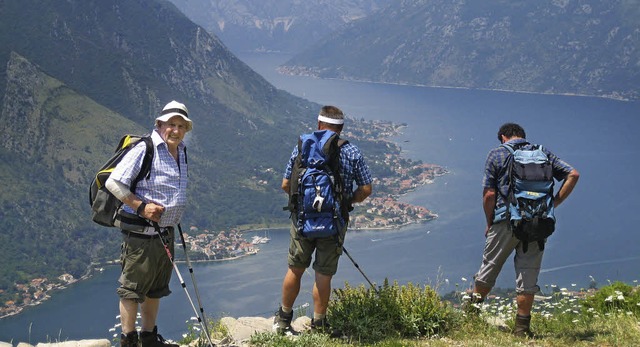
[
  {"left": 122, "top": 330, "right": 138, "bottom": 338},
  {"left": 313, "top": 312, "right": 326, "bottom": 321},
  {"left": 281, "top": 305, "right": 293, "bottom": 314}
]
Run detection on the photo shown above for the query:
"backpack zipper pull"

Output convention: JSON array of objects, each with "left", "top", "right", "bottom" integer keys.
[{"left": 313, "top": 185, "right": 324, "bottom": 212}]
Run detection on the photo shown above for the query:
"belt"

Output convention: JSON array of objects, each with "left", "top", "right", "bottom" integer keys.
[
  {"left": 143, "top": 225, "right": 174, "bottom": 234},
  {"left": 121, "top": 226, "right": 173, "bottom": 239}
]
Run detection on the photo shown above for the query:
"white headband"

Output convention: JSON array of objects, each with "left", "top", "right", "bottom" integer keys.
[{"left": 318, "top": 115, "right": 344, "bottom": 125}]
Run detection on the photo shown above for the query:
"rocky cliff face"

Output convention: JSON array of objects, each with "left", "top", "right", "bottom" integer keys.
[
  {"left": 167, "top": 0, "right": 392, "bottom": 53},
  {"left": 1, "top": 53, "right": 50, "bottom": 158},
  {"left": 283, "top": 0, "right": 640, "bottom": 100}
]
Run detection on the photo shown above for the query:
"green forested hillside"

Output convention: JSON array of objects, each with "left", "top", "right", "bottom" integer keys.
[
  {"left": 0, "top": 52, "right": 151, "bottom": 292},
  {"left": 0, "top": 0, "right": 416, "bottom": 308}
]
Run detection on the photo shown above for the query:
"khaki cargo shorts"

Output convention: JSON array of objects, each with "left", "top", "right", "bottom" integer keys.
[
  {"left": 287, "top": 221, "right": 346, "bottom": 276},
  {"left": 474, "top": 221, "right": 544, "bottom": 294},
  {"left": 117, "top": 230, "right": 174, "bottom": 302}
]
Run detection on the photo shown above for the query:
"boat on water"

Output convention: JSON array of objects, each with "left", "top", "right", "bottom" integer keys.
[{"left": 251, "top": 235, "right": 270, "bottom": 244}]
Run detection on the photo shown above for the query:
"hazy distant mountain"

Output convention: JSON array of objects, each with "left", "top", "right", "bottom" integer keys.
[
  {"left": 166, "top": 0, "right": 391, "bottom": 54},
  {"left": 282, "top": 0, "right": 640, "bottom": 101}
]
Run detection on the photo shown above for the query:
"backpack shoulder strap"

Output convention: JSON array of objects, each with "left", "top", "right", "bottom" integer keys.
[
  {"left": 131, "top": 136, "right": 154, "bottom": 192},
  {"left": 284, "top": 136, "right": 305, "bottom": 212},
  {"left": 499, "top": 143, "right": 515, "bottom": 175},
  {"left": 502, "top": 141, "right": 530, "bottom": 151},
  {"left": 501, "top": 143, "right": 515, "bottom": 154},
  {"left": 181, "top": 145, "right": 188, "bottom": 176},
  {"left": 331, "top": 136, "right": 352, "bottom": 219},
  {"left": 498, "top": 143, "right": 518, "bottom": 201},
  {"left": 183, "top": 146, "right": 188, "bottom": 164}
]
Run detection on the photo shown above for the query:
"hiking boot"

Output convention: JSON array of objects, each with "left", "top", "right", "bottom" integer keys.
[
  {"left": 273, "top": 307, "right": 295, "bottom": 335},
  {"left": 140, "top": 326, "right": 179, "bottom": 347},
  {"left": 513, "top": 314, "right": 535, "bottom": 338},
  {"left": 120, "top": 331, "right": 139, "bottom": 347},
  {"left": 310, "top": 317, "right": 342, "bottom": 338}
]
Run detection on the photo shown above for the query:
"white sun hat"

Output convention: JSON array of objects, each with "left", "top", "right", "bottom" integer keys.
[{"left": 156, "top": 100, "right": 192, "bottom": 131}]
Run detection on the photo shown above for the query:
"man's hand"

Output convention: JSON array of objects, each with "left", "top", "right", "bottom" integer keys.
[{"left": 139, "top": 202, "right": 164, "bottom": 222}]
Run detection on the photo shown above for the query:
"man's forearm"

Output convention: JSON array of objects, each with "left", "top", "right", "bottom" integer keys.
[
  {"left": 555, "top": 169, "right": 580, "bottom": 207},
  {"left": 106, "top": 178, "right": 143, "bottom": 211},
  {"left": 352, "top": 184, "right": 372, "bottom": 203},
  {"left": 281, "top": 178, "right": 290, "bottom": 194},
  {"left": 482, "top": 188, "right": 497, "bottom": 227}
]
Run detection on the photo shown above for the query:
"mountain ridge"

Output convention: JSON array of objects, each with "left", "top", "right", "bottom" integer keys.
[{"left": 281, "top": 0, "right": 640, "bottom": 101}]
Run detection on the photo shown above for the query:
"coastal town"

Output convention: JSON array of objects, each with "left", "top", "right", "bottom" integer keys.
[
  {"left": 1, "top": 274, "right": 79, "bottom": 319},
  {"left": 0, "top": 119, "right": 448, "bottom": 319},
  {"left": 344, "top": 119, "right": 448, "bottom": 229},
  {"left": 180, "top": 227, "right": 267, "bottom": 262}
]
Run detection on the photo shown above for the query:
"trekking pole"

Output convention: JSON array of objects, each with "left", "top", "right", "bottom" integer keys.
[
  {"left": 176, "top": 224, "right": 215, "bottom": 343},
  {"left": 153, "top": 224, "right": 216, "bottom": 347},
  {"left": 342, "top": 246, "right": 378, "bottom": 293}
]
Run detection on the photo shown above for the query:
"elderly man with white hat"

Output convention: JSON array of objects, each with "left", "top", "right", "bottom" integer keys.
[{"left": 106, "top": 100, "right": 192, "bottom": 347}]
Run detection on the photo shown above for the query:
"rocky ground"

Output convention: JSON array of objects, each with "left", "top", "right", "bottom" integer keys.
[{"left": 0, "top": 316, "right": 311, "bottom": 347}]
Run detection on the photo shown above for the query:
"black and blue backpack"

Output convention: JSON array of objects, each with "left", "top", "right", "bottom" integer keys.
[
  {"left": 500, "top": 142, "right": 556, "bottom": 252},
  {"left": 286, "top": 130, "right": 349, "bottom": 239}
]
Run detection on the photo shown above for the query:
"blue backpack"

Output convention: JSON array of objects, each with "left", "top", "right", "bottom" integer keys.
[
  {"left": 286, "top": 130, "right": 349, "bottom": 238},
  {"left": 501, "top": 142, "right": 556, "bottom": 252}
]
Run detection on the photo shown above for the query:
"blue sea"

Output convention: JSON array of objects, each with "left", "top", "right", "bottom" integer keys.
[{"left": 1, "top": 53, "right": 639, "bottom": 342}]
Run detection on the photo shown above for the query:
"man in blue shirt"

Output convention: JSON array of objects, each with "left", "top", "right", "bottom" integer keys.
[
  {"left": 275, "top": 105, "right": 373, "bottom": 335},
  {"left": 469, "top": 123, "right": 579, "bottom": 338},
  {"left": 106, "top": 100, "right": 191, "bottom": 347}
]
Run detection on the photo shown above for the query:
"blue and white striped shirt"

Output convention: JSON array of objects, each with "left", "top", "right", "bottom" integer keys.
[
  {"left": 109, "top": 130, "right": 188, "bottom": 227},
  {"left": 284, "top": 140, "right": 373, "bottom": 200}
]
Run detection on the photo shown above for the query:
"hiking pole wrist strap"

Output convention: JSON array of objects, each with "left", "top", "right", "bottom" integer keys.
[{"left": 136, "top": 202, "right": 147, "bottom": 216}]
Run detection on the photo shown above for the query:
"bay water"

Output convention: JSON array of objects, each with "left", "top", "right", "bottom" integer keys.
[{"left": 1, "top": 53, "right": 639, "bottom": 342}]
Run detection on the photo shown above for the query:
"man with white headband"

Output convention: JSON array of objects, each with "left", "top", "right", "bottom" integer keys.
[
  {"left": 275, "top": 105, "right": 373, "bottom": 336},
  {"left": 106, "top": 100, "right": 191, "bottom": 347}
]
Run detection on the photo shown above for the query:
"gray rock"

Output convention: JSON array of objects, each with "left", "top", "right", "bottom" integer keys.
[
  {"left": 220, "top": 315, "right": 311, "bottom": 346},
  {"left": 34, "top": 340, "right": 110, "bottom": 347},
  {"left": 3, "top": 315, "right": 314, "bottom": 347}
]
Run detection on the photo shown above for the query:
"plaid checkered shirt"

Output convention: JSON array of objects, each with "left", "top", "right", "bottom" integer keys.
[{"left": 109, "top": 130, "right": 188, "bottom": 227}]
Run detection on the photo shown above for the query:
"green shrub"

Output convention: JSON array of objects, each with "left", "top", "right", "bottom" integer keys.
[
  {"left": 328, "top": 279, "right": 457, "bottom": 343},
  {"left": 582, "top": 281, "right": 640, "bottom": 315},
  {"left": 178, "top": 316, "right": 228, "bottom": 346}
]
